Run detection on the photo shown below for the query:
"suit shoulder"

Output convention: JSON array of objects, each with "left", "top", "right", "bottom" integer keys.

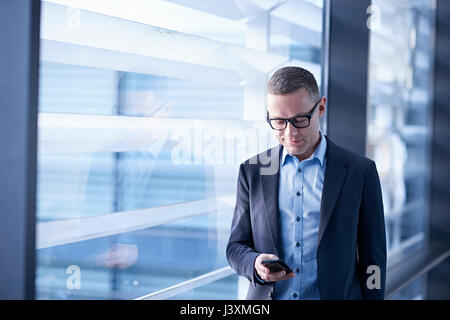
[
  {"left": 241, "top": 145, "right": 281, "bottom": 167},
  {"left": 329, "top": 140, "right": 375, "bottom": 170}
]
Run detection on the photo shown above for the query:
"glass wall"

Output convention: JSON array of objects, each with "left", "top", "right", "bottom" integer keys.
[
  {"left": 36, "top": 0, "right": 325, "bottom": 299},
  {"left": 388, "top": 274, "right": 428, "bottom": 300},
  {"left": 366, "top": 0, "right": 436, "bottom": 261}
]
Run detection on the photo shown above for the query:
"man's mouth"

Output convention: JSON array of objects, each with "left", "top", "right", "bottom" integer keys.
[{"left": 287, "top": 139, "right": 302, "bottom": 145}]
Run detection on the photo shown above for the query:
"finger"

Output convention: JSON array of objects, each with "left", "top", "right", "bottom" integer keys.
[
  {"left": 266, "top": 270, "right": 286, "bottom": 282},
  {"left": 255, "top": 267, "right": 268, "bottom": 280},
  {"left": 259, "top": 265, "right": 270, "bottom": 274},
  {"left": 259, "top": 272, "right": 268, "bottom": 281},
  {"left": 255, "top": 261, "right": 270, "bottom": 274},
  {"left": 285, "top": 272, "right": 296, "bottom": 280},
  {"left": 270, "top": 270, "right": 296, "bottom": 282}
]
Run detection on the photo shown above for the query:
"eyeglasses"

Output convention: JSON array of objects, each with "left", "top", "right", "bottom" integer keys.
[{"left": 266, "top": 98, "right": 321, "bottom": 130}]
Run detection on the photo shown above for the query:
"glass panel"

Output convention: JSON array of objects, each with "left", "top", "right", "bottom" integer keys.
[
  {"left": 37, "top": 0, "right": 325, "bottom": 299},
  {"left": 37, "top": 214, "right": 229, "bottom": 299},
  {"left": 168, "top": 273, "right": 240, "bottom": 300},
  {"left": 388, "top": 274, "right": 428, "bottom": 300},
  {"left": 366, "top": 0, "right": 435, "bottom": 260}
]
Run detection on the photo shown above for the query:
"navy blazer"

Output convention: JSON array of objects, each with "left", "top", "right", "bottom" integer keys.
[{"left": 226, "top": 135, "right": 387, "bottom": 300}]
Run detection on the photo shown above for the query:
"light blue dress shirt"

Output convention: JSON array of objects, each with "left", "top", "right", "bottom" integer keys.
[{"left": 273, "top": 131, "right": 327, "bottom": 300}]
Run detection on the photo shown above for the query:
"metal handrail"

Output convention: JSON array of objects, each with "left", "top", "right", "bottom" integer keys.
[{"left": 134, "top": 266, "right": 235, "bottom": 300}]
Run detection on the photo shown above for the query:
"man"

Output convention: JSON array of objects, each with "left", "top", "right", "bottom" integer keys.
[{"left": 226, "top": 66, "right": 386, "bottom": 300}]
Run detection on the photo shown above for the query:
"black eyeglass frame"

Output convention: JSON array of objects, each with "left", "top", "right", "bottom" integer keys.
[{"left": 266, "top": 98, "right": 322, "bottom": 130}]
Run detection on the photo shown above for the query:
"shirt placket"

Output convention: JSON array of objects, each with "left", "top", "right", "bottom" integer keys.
[{"left": 293, "top": 161, "right": 303, "bottom": 299}]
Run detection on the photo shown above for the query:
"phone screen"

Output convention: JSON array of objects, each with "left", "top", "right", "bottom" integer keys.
[{"left": 261, "top": 259, "right": 294, "bottom": 274}]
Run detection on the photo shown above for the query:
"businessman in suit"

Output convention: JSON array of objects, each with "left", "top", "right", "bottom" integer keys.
[{"left": 226, "top": 66, "right": 386, "bottom": 300}]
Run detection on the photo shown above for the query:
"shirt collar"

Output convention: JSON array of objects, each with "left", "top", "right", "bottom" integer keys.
[{"left": 281, "top": 131, "right": 327, "bottom": 167}]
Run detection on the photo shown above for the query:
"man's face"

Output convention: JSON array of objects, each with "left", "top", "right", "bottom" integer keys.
[{"left": 266, "top": 88, "right": 326, "bottom": 160}]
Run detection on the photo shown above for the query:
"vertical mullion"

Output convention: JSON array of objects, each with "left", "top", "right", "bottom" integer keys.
[
  {"left": 326, "top": 0, "right": 370, "bottom": 155},
  {"left": 0, "top": 0, "right": 40, "bottom": 299},
  {"left": 320, "top": 0, "right": 331, "bottom": 135},
  {"left": 428, "top": 0, "right": 450, "bottom": 300}
]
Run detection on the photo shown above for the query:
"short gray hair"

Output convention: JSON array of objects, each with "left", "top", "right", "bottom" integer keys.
[{"left": 266, "top": 66, "right": 320, "bottom": 101}]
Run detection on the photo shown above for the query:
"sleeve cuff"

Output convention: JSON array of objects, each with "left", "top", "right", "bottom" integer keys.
[{"left": 254, "top": 268, "right": 267, "bottom": 285}]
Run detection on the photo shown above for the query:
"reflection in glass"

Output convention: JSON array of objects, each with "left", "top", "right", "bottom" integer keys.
[
  {"left": 366, "top": 0, "right": 435, "bottom": 258},
  {"left": 388, "top": 274, "right": 428, "bottom": 300}
]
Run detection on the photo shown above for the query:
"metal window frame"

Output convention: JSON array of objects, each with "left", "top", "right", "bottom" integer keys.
[
  {"left": 325, "top": 0, "right": 370, "bottom": 155},
  {"left": 386, "top": 244, "right": 450, "bottom": 299},
  {"left": 428, "top": 0, "right": 450, "bottom": 299},
  {"left": 134, "top": 266, "right": 235, "bottom": 300},
  {"left": 0, "top": 0, "right": 40, "bottom": 299}
]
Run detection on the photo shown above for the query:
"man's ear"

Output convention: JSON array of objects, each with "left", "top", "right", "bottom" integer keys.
[{"left": 319, "top": 97, "right": 327, "bottom": 117}]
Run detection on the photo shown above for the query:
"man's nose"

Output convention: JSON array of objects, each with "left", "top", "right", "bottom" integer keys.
[{"left": 285, "top": 121, "right": 299, "bottom": 136}]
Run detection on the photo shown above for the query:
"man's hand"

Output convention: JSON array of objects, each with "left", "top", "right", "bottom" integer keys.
[{"left": 255, "top": 253, "right": 296, "bottom": 282}]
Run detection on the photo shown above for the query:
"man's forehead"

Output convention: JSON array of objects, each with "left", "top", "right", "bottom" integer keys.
[
  {"left": 266, "top": 90, "right": 314, "bottom": 113},
  {"left": 266, "top": 88, "right": 313, "bottom": 103}
]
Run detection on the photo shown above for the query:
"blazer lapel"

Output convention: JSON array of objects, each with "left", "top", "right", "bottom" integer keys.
[
  {"left": 318, "top": 137, "right": 348, "bottom": 247},
  {"left": 260, "top": 144, "right": 282, "bottom": 256}
]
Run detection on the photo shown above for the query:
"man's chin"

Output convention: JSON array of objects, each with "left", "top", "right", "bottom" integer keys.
[{"left": 284, "top": 145, "right": 307, "bottom": 157}]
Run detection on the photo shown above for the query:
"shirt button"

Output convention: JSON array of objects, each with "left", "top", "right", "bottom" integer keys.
[
  {"left": 297, "top": 168, "right": 302, "bottom": 173},
  {"left": 296, "top": 216, "right": 300, "bottom": 222},
  {"left": 296, "top": 268, "right": 300, "bottom": 273},
  {"left": 296, "top": 191, "right": 301, "bottom": 196},
  {"left": 293, "top": 293, "right": 298, "bottom": 298},
  {"left": 296, "top": 242, "right": 301, "bottom": 247}
]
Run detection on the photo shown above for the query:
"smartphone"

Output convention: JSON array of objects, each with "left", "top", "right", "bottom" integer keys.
[{"left": 261, "top": 259, "right": 294, "bottom": 274}]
